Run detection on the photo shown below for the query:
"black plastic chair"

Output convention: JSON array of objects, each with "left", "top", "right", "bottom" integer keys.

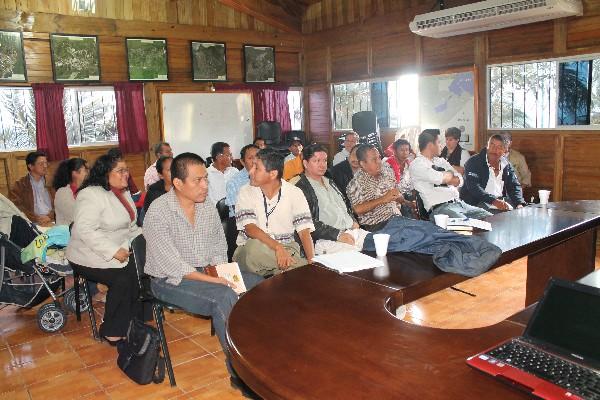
[
  {"left": 73, "top": 270, "right": 100, "bottom": 341},
  {"left": 215, "top": 199, "right": 238, "bottom": 262},
  {"left": 415, "top": 192, "right": 431, "bottom": 221},
  {"left": 130, "top": 234, "right": 215, "bottom": 387}
]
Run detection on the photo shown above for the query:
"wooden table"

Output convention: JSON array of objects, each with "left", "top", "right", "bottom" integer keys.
[
  {"left": 350, "top": 203, "right": 600, "bottom": 306},
  {"left": 227, "top": 202, "right": 600, "bottom": 399}
]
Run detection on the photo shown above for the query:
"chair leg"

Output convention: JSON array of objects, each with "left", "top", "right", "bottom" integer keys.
[
  {"left": 73, "top": 271, "right": 81, "bottom": 322},
  {"left": 154, "top": 303, "right": 176, "bottom": 387},
  {"left": 81, "top": 278, "right": 100, "bottom": 341},
  {"left": 210, "top": 318, "right": 215, "bottom": 337}
]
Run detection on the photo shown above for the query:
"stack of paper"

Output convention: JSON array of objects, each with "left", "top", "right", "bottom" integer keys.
[
  {"left": 447, "top": 217, "right": 492, "bottom": 231},
  {"left": 313, "top": 251, "right": 383, "bottom": 273}
]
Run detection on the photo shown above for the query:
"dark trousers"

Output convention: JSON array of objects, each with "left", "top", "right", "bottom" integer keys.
[{"left": 70, "top": 258, "right": 141, "bottom": 337}]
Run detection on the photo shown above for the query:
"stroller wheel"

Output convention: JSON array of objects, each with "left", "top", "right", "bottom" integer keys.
[
  {"left": 37, "top": 304, "right": 67, "bottom": 333},
  {"left": 63, "top": 288, "right": 90, "bottom": 313}
]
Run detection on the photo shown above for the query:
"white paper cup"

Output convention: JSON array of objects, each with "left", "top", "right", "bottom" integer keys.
[
  {"left": 373, "top": 233, "right": 390, "bottom": 257},
  {"left": 434, "top": 214, "right": 449, "bottom": 229},
  {"left": 538, "top": 190, "right": 551, "bottom": 205}
]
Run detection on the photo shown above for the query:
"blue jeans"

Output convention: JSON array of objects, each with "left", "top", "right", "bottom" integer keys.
[
  {"left": 150, "top": 272, "right": 263, "bottom": 376},
  {"left": 429, "top": 200, "right": 492, "bottom": 221}
]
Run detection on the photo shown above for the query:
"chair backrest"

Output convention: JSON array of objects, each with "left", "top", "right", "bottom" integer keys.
[
  {"left": 130, "top": 234, "right": 150, "bottom": 295},
  {"left": 257, "top": 121, "right": 282, "bottom": 145},
  {"left": 415, "top": 192, "right": 430, "bottom": 221},
  {"left": 352, "top": 111, "right": 377, "bottom": 137},
  {"left": 215, "top": 199, "right": 230, "bottom": 222}
]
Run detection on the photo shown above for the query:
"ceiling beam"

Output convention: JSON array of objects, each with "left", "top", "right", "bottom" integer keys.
[{"left": 218, "top": 0, "right": 301, "bottom": 34}]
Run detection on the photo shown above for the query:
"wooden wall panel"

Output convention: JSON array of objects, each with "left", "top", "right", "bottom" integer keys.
[
  {"left": 562, "top": 135, "right": 600, "bottom": 201},
  {"left": 567, "top": 15, "right": 600, "bottom": 50},
  {"left": 422, "top": 34, "right": 474, "bottom": 70},
  {"left": 487, "top": 21, "right": 554, "bottom": 62},
  {"left": 330, "top": 40, "right": 368, "bottom": 81},
  {"left": 372, "top": 32, "right": 417, "bottom": 77},
  {"left": 276, "top": 51, "right": 301, "bottom": 86},
  {"left": 306, "top": 84, "right": 331, "bottom": 149},
  {"left": 305, "top": 47, "right": 328, "bottom": 83}
]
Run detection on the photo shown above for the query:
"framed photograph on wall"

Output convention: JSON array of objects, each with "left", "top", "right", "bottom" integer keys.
[
  {"left": 191, "top": 41, "right": 227, "bottom": 82},
  {"left": 126, "top": 38, "right": 169, "bottom": 81},
  {"left": 243, "top": 45, "right": 275, "bottom": 83},
  {"left": 50, "top": 33, "right": 100, "bottom": 82},
  {"left": 0, "top": 31, "right": 27, "bottom": 82}
]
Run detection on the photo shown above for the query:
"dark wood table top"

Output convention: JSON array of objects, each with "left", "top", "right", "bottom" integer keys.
[
  {"left": 347, "top": 203, "right": 600, "bottom": 304},
  {"left": 229, "top": 265, "right": 531, "bottom": 399},
  {"left": 529, "top": 200, "right": 600, "bottom": 214}
]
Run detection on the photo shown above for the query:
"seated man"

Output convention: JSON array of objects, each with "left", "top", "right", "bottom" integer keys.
[
  {"left": 143, "top": 142, "right": 173, "bottom": 189},
  {"left": 440, "top": 127, "right": 470, "bottom": 175},
  {"left": 461, "top": 134, "right": 526, "bottom": 213},
  {"left": 233, "top": 148, "right": 315, "bottom": 277},
  {"left": 253, "top": 137, "right": 266, "bottom": 149},
  {"left": 346, "top": 144, "right": 406, "bottom": 231},
  {"left": 386, "top": 138, "right": 417, "bottom": 218},
  {"left": 332, "top": 131, "right": 359, "bottom": 166},
  {"left": 225, "top": 144, "right": 258, "bottom": 217},
  {"left": 207, "top": 141, "right": 238, "bottom": 205},
  {"left": 143, "top": 152, "right": 262, "bottom": 396},
  {"left": 283, "top": 136, "right": 304, "bottom": 180},
  {"left": 410, "top": 129, "right": 491, "bottom": 220},
  {"left": 502, "top": 132, "right": 531, "bottom": 188},
  {"left": 328, "top": 144, "right": 360, "bottom": 208},
  {"left": 9, "top": 151, "right": 54, "bottom": 226}
]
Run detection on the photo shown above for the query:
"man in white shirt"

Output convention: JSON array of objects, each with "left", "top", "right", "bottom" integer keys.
[
  {"left": 410, "top": 129, "right": 491, "bottom": 221},
  {"left": 233, "top": 148, "right": 315, "bottom": 277},
  {"left": 207, "top": 142, "right": 239, "bottom": 205},
  {"left": 502, "top": 132, "right": 532, "bottom": 188},
  {"left": 143, "top": 142, "right": 173, "bottom": 189},
  {"left": 332, "top": 132, "right": 359, "bottom": 166}
]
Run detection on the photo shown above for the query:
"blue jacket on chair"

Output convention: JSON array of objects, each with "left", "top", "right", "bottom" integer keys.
[{"left": 460, "top": 148, "right": 525, "bottom": 208}]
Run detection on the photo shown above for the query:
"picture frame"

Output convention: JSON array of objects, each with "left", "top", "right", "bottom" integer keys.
[
  {"left": 243, "top": 45, "right": 275, "bottom": 83},
  {"left": 0, "top": 31, "right": 27, "bottom": 82},
  {"left": 126, "top": 37, "right": 169, "bottom": 81},
  {"left": 191, "top": 41, "right": 227, "bottom": 82},
  {"left": 50, "top": 33, "right": 100, "bottom": 82}
]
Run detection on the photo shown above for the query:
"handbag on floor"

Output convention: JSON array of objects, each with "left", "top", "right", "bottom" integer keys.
[{"left": 117, "top": 318, "right": 165, "bottom": 385}]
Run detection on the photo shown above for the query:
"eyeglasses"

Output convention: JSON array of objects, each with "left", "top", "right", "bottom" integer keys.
[
  {"left": 112, "top": 168, "right": 130, "bottom": 175},
  {"left": 219, "top": 153, "right": 233, "bottom": 158}
]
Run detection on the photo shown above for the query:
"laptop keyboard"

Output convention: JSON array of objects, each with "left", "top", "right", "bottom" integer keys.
[{"left": 486, "top": 340, "right": 600, "bottom": 400}]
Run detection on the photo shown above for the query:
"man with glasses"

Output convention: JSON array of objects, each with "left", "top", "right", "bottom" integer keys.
[
  {"left": 207, "top": 142, "right": 238, "bottom": 205},
  {"left": 9, "top": 151, "right": 55, "bottom": 226}
]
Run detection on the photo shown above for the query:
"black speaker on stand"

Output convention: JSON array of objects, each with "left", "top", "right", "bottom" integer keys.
[{"left": 352, "top": 111, "right": 383, "bottom": 155}]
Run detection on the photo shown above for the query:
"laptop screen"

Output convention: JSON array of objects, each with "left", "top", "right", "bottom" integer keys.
[{"left": 525, "top": 279, "right": 600, "bottom": 364}]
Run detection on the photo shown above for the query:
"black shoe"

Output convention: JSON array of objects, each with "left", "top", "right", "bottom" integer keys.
[{"left": 230, "top": 376, "right": 262, "bottom": 399}]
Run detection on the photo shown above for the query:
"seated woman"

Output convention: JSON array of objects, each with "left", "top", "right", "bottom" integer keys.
[
  {"left": 66, "top": 153, "right": 142, "bottom": 345},
  {"left": 53, "top": 158, "right": 88, "bottom": 226},
  {"left": 143, "top": 156, "right": 173, "bottom": 213}
]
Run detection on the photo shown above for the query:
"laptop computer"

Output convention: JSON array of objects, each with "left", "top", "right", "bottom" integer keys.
[{"left": 467, "top": 278, "right": 600, "bottom": 400}]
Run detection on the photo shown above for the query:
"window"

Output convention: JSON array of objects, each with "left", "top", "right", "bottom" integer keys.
[
  {"left": 0, "top": 88, "right": 36, "bottom": 150},
  {"left": 333, "top": 82, "right": 371, "bottom": 130},
  {"left": 387, "top": 74, "right": 420, "bottom": 129},
  {"left": 488, "top": 55, "right": 600, "bottom": 129},
  {"left": 72, "top": 0, "right": 96, "bottom": 13},
  {"left": 288, "top": 89, "right": 303, "bottom": 130},
  {"left": 63, "top": 87, "right": 118, "bottom": 146}
]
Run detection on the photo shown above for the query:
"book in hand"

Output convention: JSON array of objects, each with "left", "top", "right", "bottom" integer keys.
[{"left": 204, "top": 262, "right": 247, "bottom": 295}]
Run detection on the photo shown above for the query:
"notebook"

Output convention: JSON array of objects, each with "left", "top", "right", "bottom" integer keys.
[{"left": 467, "top": 278, "right": 600, "bottom": 400}]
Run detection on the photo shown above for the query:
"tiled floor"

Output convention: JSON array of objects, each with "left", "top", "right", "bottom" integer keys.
[{"left": 1, "top": 256, "right": 599, "bottom": 399}]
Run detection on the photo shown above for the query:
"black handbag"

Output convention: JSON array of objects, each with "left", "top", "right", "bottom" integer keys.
[{"left": 117, "top": 318, "right": 165, "bottom": 385}]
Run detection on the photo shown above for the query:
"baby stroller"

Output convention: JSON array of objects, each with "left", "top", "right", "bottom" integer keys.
[{"left": 0, "top": 215, "right": 89, "bottom": 333}]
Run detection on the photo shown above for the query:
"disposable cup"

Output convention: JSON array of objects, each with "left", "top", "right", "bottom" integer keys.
[
  {"left": 373, "top": 233, "right": 390, "bottom": 257},
  {"left": 434, "top": 214, "right": 449, "bottom": 229},
  {"left": 538, "top": 190, "right": 551, "bottom": 205}
]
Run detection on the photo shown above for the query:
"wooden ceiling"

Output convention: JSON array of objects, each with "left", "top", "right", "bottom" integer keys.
[{"left": 218, "top": 0, "right": 321, "bottom": 33}]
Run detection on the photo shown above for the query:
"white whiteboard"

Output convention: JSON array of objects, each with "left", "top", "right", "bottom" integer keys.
[
  {"left": 161, "top": 92, "right": 254, "bottom": 160},
  {"left": 419, "top": 71, "right": 476, "bottom": 151}
]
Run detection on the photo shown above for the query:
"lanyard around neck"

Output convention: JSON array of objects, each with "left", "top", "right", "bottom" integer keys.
[{"left": 262, "top": 187, "right": 282, "bottom": 230}]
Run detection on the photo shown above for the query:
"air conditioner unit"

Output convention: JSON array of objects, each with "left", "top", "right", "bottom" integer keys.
[{"left": 409, "top": 0, "right": 582, "bottom": 38}]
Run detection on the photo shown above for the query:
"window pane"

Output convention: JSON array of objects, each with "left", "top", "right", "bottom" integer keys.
[
  {"left": 287, "top": 90, "right": 303, "bottom": 130},
  {"left": 333, "top": 82, "right": 371, "bottom": 130},
  {"left": 387, "top": 74, "right": 419, "bottom": 129},
  {"left": 558, "top": 60, "right": 592, "bottom": 125},
  {"left": 488, "top": 61, "right": 556, "bottom": 129},
  {"left": 63, "top": 88, "right": 118, "bottom": 146},
  {"left": 0, "top": 88, "right": 36, "bottom": 150},
  {"left": 592, "top": 59, "right": 600, "bottom": 125}
]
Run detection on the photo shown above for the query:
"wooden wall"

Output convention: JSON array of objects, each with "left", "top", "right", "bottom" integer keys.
[
  {"left": 0, "top": 2, "right": 302, "bottom": 195},
  {"left": 301, "top": 0, "right": 600, "bottom": 203}
]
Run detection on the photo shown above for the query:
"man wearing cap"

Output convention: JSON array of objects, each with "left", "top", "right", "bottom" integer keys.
[{"left": 283, "top": 136, "right": 304, "bottom": 181}]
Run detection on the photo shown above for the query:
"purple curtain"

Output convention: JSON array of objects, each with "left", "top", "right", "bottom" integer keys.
[
  {"left": 215, "top": 83, "right": 291, "bottom": 133},
  {"left": 31, "top": 83, "right": 69, "bottom": 161},
  {"left": 114, "top": 82, "right": 149, "bottom": 154}
]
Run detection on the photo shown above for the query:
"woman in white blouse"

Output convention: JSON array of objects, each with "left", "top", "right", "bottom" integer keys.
[
  {"left": 66, "top": 152, "right": 142, "bottom": 345},
  {"left": 52, "top": 158, "right": 88, "bottom": 226}
]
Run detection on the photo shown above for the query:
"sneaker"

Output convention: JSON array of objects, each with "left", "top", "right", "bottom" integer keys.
[{"left": 230, "top": 376, "right": 262, "bottom": 399}]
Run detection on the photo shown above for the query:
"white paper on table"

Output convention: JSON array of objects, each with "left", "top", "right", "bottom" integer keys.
[
  {"left": 215, "top": 262, "right": 247, "bottom": 295},
  {"left": 447, "top": 217, "right": 492, "bottom": 231},
  {"left": 313, "top": 251, "right": 383, "bottom": 273}
]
